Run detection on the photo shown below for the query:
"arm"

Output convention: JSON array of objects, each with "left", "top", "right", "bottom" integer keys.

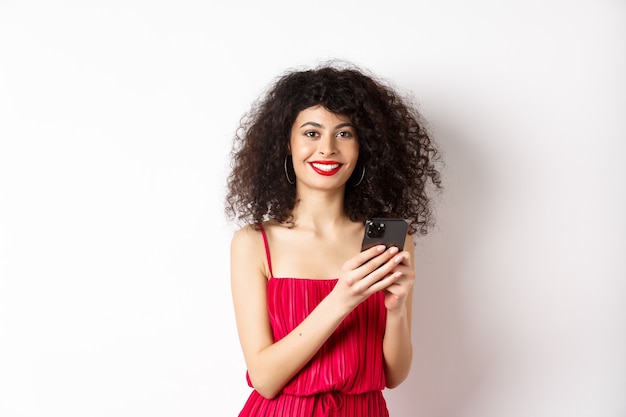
[
  {"left": 230, "top": 226, "right": 403, "bottom": 399},
  {"left": 382, "top": 233, "right": 416, "bottom": 388}
]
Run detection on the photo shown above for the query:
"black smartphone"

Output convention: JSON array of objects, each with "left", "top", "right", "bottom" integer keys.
[{"left": 361, "top": 218, "right": 408, "bottom": 251}]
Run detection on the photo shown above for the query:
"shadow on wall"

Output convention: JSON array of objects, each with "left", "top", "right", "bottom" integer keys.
[{"left": 385, "top": 116, "right": 498, "bottom": 417}]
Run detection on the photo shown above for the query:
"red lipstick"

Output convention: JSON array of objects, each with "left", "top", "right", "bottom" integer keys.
[{"left": 309, "top": 161, "right": 342, "bottom": 176}]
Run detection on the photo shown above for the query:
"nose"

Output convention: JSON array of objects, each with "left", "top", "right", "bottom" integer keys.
[{"left": 318, "top": 135, "right": 337, "bottom": 156}]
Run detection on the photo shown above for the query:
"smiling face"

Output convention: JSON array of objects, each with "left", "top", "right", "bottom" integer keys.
[{"left": 289, "top": 105, "right": 359, "bottom": 192}]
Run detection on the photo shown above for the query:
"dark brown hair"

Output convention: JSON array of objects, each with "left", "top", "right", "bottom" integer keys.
[{"left": 225, "top": 60, "right": 442, "bottom": 235}]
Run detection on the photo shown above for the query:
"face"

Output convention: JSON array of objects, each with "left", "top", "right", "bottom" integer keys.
[{"left": 289, "top": 105, "right": 359, "bottom": 191}]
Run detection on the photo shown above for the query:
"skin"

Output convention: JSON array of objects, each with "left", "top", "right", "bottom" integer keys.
[{"left": 230, "top": 105, "right": 415, "bottom": 399}]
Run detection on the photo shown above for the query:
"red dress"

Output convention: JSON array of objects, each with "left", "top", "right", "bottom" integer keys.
[{"left": 237, "top": 227, "right": 389, "bottom": 417}]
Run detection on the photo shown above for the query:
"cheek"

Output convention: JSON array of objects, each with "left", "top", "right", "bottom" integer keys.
[
  {"left": 290, "top": 141, "right": 314, "bottom": 159},
  {"left": 343, "top": 143, "right": 360, "bottom": 161}
]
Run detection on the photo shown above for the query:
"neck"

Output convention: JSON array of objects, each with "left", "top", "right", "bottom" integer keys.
[{"left": 290, "top": 188, "right": 348, "bottom": 230}]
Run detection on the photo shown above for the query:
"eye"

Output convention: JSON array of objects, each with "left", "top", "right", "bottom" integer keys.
[
  {"left": 304, "top": 131, "right": 319, "bottom": 138},
  {"left": 336, "top": 130, "right": 354, "bottom": 138}
]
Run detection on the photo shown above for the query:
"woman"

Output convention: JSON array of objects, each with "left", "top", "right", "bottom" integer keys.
[{"left": 225, "top": 61, "right": 442, "bottom": 416}]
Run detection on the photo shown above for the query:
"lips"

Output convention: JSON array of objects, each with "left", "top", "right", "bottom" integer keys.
[{"left": 310, "top": 161, "right": 342, "bottom": 176}]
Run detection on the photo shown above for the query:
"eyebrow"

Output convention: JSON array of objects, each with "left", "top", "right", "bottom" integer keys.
[{"left": 299, "top": 121, "right": 355, "bottom": 129}]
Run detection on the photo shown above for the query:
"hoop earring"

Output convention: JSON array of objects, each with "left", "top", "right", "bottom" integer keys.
[
  {"left": 352, "top": 165, "right": 365, "bottom": 187},
  {"left": 284, "top": 156, "right": 295, "bottom": 185}
]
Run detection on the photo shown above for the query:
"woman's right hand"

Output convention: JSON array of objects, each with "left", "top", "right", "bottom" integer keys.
[{"left": 329, "top": 244, "right": 405, "bottom": 312}]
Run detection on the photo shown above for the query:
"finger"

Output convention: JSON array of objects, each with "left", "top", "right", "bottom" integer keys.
[
  {"left": 367, "top": 270, "right": 402, "bottom": 292},
  {"left": 394, "top": 251, "right": 411, "bottom": 266},
  {"left": 357, "top": 247, "right": 401, "bottom": 283},
  {"left": 345, "top": 244, "right": 387, "bottom": 271}
]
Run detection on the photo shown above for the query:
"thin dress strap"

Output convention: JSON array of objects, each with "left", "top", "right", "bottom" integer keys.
[{"left": 259, "top": 224, "right": 274, "bottom": 278}]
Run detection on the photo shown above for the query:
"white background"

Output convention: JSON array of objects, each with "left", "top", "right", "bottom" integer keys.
[{"left": 1, "top": 1, "right": 624, "bottom": 416}]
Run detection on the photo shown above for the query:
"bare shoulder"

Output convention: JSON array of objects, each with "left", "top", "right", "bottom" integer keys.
[
  {"left": 230, "top": 223, "right": 269, "bottom": 280},
  {"left": 231, "top": 224, "right": 262, "bottom": 249},
  {"left": 404, "top": 232, "right": 415, "bottom": 247}
]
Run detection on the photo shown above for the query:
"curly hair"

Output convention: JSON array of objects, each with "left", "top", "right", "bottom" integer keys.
[{"left": 225, "top": 60, "right": 443, "bottom": 235}]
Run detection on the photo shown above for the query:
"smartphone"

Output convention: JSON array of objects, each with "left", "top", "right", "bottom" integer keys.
[{"left": 361, "top": 218, "right": 408, "bottom": 251}]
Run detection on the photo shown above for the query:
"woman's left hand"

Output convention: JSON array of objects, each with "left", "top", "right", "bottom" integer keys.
[{"left": 380, "top": 250, "right": 415, "bottom": 312}]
